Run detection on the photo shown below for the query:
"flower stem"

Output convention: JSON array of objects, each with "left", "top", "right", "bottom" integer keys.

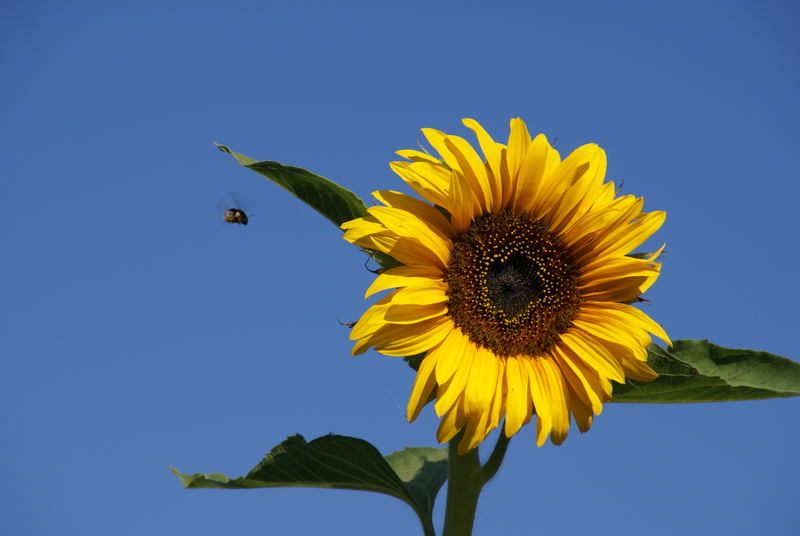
[
  {"left": 442, "top": 434, "right": 482, "bottom": 536},
  {"left": 417, "top": 511, "right": 437, "bottom": 536},
  {"left": 442, "top": 428, "right": 512, "bottom": 536},
  {"left": 477, "top": 431, "right": 510, "bottom": 487}
]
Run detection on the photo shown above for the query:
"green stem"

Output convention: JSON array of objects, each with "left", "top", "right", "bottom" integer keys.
[
  {"left": 442, "top": 433, "right": 482, "bottom": 536},
  {"left": 442, "top": 428, "right": 512, "bottom": 536},
  {"left": 477, "top": 431, "right": 510, "bottom": 487},
  {"left": 413, "top": 506, "right": 437, "bottom": 536}
]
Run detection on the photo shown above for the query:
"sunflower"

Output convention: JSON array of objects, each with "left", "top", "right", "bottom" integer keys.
[{"left": 342, "top": 118, "right": 669, "bottom": 453}]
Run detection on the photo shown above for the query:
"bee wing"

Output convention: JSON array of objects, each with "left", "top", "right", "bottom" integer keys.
[{"left": 229, "top": 191, "right": 243, "bottom": 209}]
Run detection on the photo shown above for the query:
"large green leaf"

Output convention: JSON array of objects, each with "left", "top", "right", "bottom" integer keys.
[
  {"left": 612, "top": 339, "right": 800, "bottom": 403},
  {"left": 173, "top": 434, "right": 446, "bottom": 535},
  {"left": 215, "top": 143, "right": 369, "bottom": 227}
]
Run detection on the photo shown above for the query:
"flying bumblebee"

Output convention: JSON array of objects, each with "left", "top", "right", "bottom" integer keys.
[
  {"left": 223, "top": 207, "right": 249, "bottom": 225},
  {"left": 220, "top": 193, "right": 250, "bottom": 225}
]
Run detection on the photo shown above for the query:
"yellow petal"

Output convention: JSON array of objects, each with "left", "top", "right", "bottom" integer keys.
[
  {"left": 435, "top": 339, "right": 477, "bottom": 416},
  {"left": 407, "top": 351, "right": 439, "bottom": 421},
  {"left": 579, "top": 256, "right": 662, "bottom": 302},
  {"left": 514, "top": 133, "right": 561, "bottom": 214},
  {"left": 601, "top": 211, "right": 667, "bottom": 260},
  {"left": 576, "top": 333, "right": 656, "bottom": 383},
  {"left": 433, "top": 328, "right": 469, "bottom": 385},
  {"left": 580, "top": 254, "right": 660, "bottom": 280},
  {"left": 389, "top": 160, "right": 450, "bottom": 208},
  {"left": 572, "top": 315, "right": 650, "bottom": 351},
  {"left": 341, "top": 214, "right": 387, "bottom": 242},
  {"left": 437, "top": 402, "right": 466, "bottom": 443},
  {"left": 487, "top": 358, "right": 506, "bottom": 433},
  {"left": 463, "top": 346, "right": 498, "bottom": 417},
  {"left": 384, "top": 302, "right": 448, "bottom": 324},
  {"left": 504, "top": 356, "right": 530, "bottom": 437},
  {"left": 579, "top": 276, "right": 659, "bottom": 303},
  {"left": 368, "top": 206, "right": 452, "bottom": 267},
  {"left": 575, "top": 210, "right": 666, "bottom": 265},
  {"left": 552, "top": 343, "right": 605, "bottom": 414},
  {"left": 421, "top": 128, "right": 460, "bottom": 170},
  {"left": 458, "top": 404, "right": 491, "bottom": 454},
  {"left": 389, "top": 284, "right": 449, "bottom": 306},
  {"left": 619, "top": 356, "right": 658, "bottom": 382},
  {"left": 372, "top": 190, "right": 456, "bottom": 238},
  {"left": 444, "top": 135, "right": 493, "bottom": 212},
  {"left": 448, "top": 169, "right": 479, "bottom": 233},
  {"left": 363, "top": 234, "right": 445, "bottom": 269},
  {"left": 523, "top": 357, "right": 552, "bottom": 446},
  {"left": 533, "top": 143, "right": 600, "bottom": 223},
  {"left": 365, "top": 265, "right": 443, "bottom": 298},
  {"left": 462, "top": 118, "right": 504, "bottom": 209},
  {"left": 562, "top": 195, "right": 641, "bottom": 248},
  {"left": 505, "top": 118, "right": 531, "bottom": 194},
  {"left": 355, "top": 317, "right": 453, "bottom": 357},
  {"left": 350, "top": 292, "right": 396, "bottom": 340},
  {"left": 539, "top": 356, "right": 570, "bottom": 445},
  {"left": 559, "top": 331, "right": 625, "bottom": 383},
  {"left": 589, "top": 179, "right": 618, "bottom": 211},
  {"left": 547, "top": 144, "right": 608, "bottom": 235},
  {"left": 583, "top": 301, "right": 671, "bottom": 346},
  {"left": 564, "top": 383, "right": 594, "bottom": 433},
  {"left": 395, "top": 149, "right": 439, "bottom": 164}
]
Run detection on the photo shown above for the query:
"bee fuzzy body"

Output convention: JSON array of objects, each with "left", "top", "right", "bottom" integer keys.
[{"left": 223, "top": 208, "right": 248, "bottom": 225}]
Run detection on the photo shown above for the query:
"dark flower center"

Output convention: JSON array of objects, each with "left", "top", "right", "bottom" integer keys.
[
  {"left": 444, "top": 209, "right": 581, "bottom": 357},
  {"left": 487, "top": 253, "right": 542, "bottom": 317}
]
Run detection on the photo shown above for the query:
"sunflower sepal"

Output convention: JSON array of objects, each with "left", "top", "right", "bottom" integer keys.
[
  {"left": 404, "top": 352, "right": 426, "bottom": 371},
  {"left": 362, "top": 248, "right": 402, "bottom": 270},
  {"left": 173, "top": 433, "right": 447, "bottom": 536}
]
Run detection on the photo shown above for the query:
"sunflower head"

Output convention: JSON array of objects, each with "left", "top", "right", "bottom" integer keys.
[{"left": 342, "top": 118, "right": 669, "bottom": 453}]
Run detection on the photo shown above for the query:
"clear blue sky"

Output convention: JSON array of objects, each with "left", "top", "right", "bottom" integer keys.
[{"left": 2, "top": 1, "right": 798, "bottom": 534}]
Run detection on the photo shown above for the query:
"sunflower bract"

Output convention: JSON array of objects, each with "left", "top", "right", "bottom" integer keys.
[{"left": 341, "top": 118, "right": 670, "bottom": 453}]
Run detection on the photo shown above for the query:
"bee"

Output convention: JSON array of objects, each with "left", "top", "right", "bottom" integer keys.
[
  {"left": 220, "top": 193, "right": 250, "bottom": 225},
  {"left": 223, "top": 207, "right": 249, "bottom": 225}
]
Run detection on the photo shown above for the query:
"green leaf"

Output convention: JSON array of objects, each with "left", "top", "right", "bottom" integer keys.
[
  {"left": 215, "top": 143, "right": 369, "bottom": 227},
  {"left": 612, "top": 339, "right": 800, "bottom": 403},
  {"left": 173, "top": 434, "right": 446, "bottom": 535},
  {"left": 384, "top": 445, "right": 448, "bottom": 521}
]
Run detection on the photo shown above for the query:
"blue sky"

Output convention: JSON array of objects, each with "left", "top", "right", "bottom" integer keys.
[{"left": 2, "top": 1, "right": 798, "bottom": 534}]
